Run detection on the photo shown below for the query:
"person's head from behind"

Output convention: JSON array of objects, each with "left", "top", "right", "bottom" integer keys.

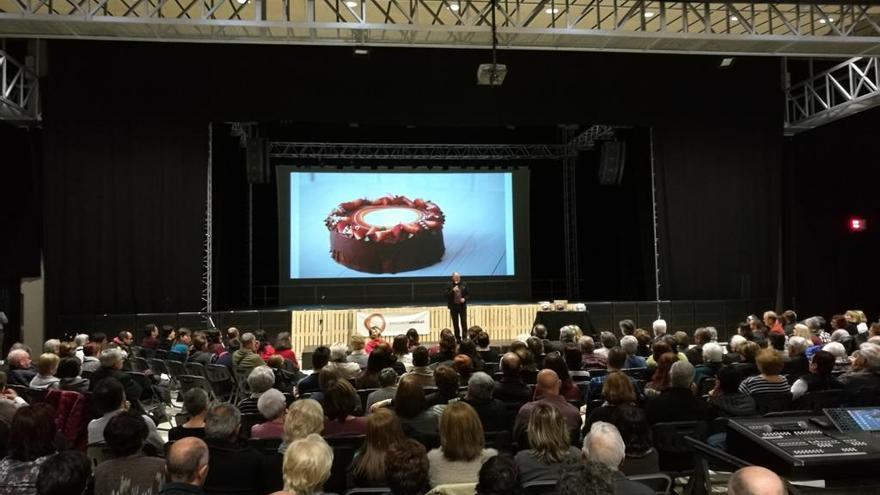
[
  {"left": 542, "top": 351, "right": 571, "bottom": 382},
  {"left": 526, "top": 336, "right": 544, "bottom": 357},
  {"left": 652, "top": 319, "right": 667, "bottom": 337},
  {"left": 365, "top": 408, "right": 406, "bottom": 453},
  {"left": 94, "top": 377, "right": 126, "bottom": 414},
  {"left": 282, "top": 434, "right": 333, "bottom": 495},
  {"left": 769, "top": 332, "right": 786, "bottom": 352},
  {"left": 600, "top": 331, "right": 618, "bottom": 350},
  {"left": 466, "top": 371, "right": 494, "bottom": 402},
  {"left": 439, "top": 401, "right": 484, "bottom": 462},
  {"left": 166, "top": 437, "right": 210, "bottom": 486},
  {"left": 433, "top": 364, "right": 460, "bottom": 397},
  {"left": 531, "top": 324, "right": 548, "bottom": 339},
  {"left": 36, "top": 451, "right": 92, "bottom": 495},
  {"left": 205, "top": 403, "right": 241, "bottom": 441},
  {"left": 611, "top": 405, "right": 653, "bottom": 454},
  {"left": 564, "top": 344, "right": 582, "bottom": 371},
  {"left": 55, "top": 357, "right": 81, "bottom": 380},
  {"left": 392, "top": 335, "right": 409, "bottom": 357},
  {"left": 99, "top": 348, "right": 124, "bottom": 370},
  {"left": 727, "top": 466, "right": 785, "bottom": 495},
  {"left": 412, "top": 346, "right": 429, "bottom": 367},
  {"left": 439, "top": 334, "right": 457, "bottom": 354},
  {"left": 258, "top": 388, "right": 288, "bottom": 422},
  {"left": 500, "top": 352, "right": 521, "bottom": 378},
  {"left": 741, "top": 341, "right": 760, "bottom": 363},
  {"left": 619, "top": 319, "right": 635, "bottom": 336},
  {"left": 702, "top": 342, "right": 724, "bottom": 364},
  {"left": 558, "top": 460, "right": 615, "bottom": 495},
  {"left": 183, "top": 388, "right": 210, "bottom": 418},
  {"left": 453, "top": 354, "right": 474, "bottom": 379},
  {"left": 10, "top": 403, "right": 57, "bottom": 461},
  {"left": 240, "top": 332, "right": 257, "bottom": 350},
  {"left": 246, "top": 365, "right": 275, "bottom": 394},
  {"left": 620, "top": 335, "right": 638, "bottom": 357},
  {"left": 650, "top": 352, "right": 677, "bottom": 389},
  {"left": 582, "top": 421, "right": 626, "bottom": 471},
  {"left": 476, "top": 455, "right": 524, "bottom": 495},
  {"left": 716, "top": 365, "right": 744, "bottom": 394},
  {"left": 602, "top": 371, "right": 636, "bottom": 406},
  {"left": 670, "top": 360, "right": 695, "bottom": 389},
  {"left": 852, "top": 343, "right": 880, "bottom": 372},
  {"left": 651, "top": 341, "right": 672, "bottom": 362},
  {"left": 323, "top": 379, "right": 358, "bottom": 422},
  {"left": 756, "top": 348, "right": 784, "bottom": 376},
  {"left": 393, "top": 374, "right": 427, "bottom": 419},
  {"left": 105, "top": 411, "right": 148, "bottom": 457},
  {"left": 367, "top": 346, "right": 389, "bottom": 374},
  {"left": 787, "top": 336, "right": 808, "bottom": 357},
  {"left": 536, "top": 369, "right": 561, "bottom": 396},
  {"left": 283, "top": 399, "right": 324, "bottom": 443},
  {"left": 809, "top": 350, "right": 836, "bottom": 376},
  {"left": 386, "top": 439, "right": 430, "bottom": 495},
  {"left": 309, "top": 345, "right": 330, "bottom": 371},
  {"left": 606, "top": 347, "right": 627, "bottom": 371},
  {"left": 527, "top": 402, "right": 570, "bottom": 463},
  {"left": 476, "top": 331, "right": 490, "bottom": 349}
]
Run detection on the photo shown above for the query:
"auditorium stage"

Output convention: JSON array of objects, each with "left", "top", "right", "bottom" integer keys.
[{"left": 289, "top": 302, "right": 543, "bottom": 359}]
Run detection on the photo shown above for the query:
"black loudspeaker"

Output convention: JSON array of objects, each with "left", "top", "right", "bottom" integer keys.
[
  {"left": 598, "top": 141, "right": 626, "bottom": 185},
  {"left": 246, "top": 138, "right": 268, "bottom": 184}
]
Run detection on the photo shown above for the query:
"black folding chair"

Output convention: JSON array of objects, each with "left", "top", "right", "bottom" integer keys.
[
  {"left": 240, "top": 413, "right": 265, "bottom": 439},
  {"left": 652, "top": 421, "right": 708, "bottom": 475},
  {"left": 233, "top": 366, "right": 254, "bottom": 399},
  {"left": 165, "top": 360, "right": 188, "bottom": 380},
  {"left": 522, "top": 480, "right": 557, "bottom": 495},
  {"left": 147, "top": 358, "right": 171, "bottom": 378},
  {"left": 629, "top": 473, "right": 674, "bottom": 495},
  {"left": 697, "top": 377, "right": 716, "bottom": 398},
  {"left": 185, "top": 362, "right": 207, "bottom": 377},
  {"left": 177, "top": 375, "right": 216, "bottom": 401},
  {"left": 249, "top": 437, "right": 283, "bottom": 454},
  {"left": 130, "top": 356, "right": 150, "bottom": 373},
  {"left": 357, "top": 388, "right": 378, "bottom": 412},
  {"left": 753, "top": 392, "right": 793, "bottom": 415},
  {"left": 325, "top": 436, "right": 366, "bottom": 494},
  {"left": 204, "top": 364, "right": 237, "bottom": 403}
]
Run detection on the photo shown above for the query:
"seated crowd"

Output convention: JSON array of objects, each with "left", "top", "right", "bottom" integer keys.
[{"left": 0, "top": 309, "right": 878, "bottom": 495}]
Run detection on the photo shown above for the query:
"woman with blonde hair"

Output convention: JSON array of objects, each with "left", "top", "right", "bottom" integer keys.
[
  {"left": 349, "top": 408, "right": 407, "bottom": 487},
  {"left": 585, "top": 371, "right": 637, "bottom": 430},
  {"left": 426, "top": 401, "right": 497, "bottom": 486},
  {"left": 275, "top": 434, "right": 333, "bottom": 495},
  {"left": 515, "top": 402, "right": 581, "bottom": 483},
  {"left": 278, "top": 398, "right": 324, "bottom": 454},
  {"left": 29, "top": 353, "right": 61, "bottom": 390}
]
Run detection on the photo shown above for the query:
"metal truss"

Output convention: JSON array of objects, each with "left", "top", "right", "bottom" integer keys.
[
  {"left": 0, "top": 46, "right": 39, "bottom": 122},
  {"left": 1, "top": 1, "right": 880, "bottom": 56},
  {"left": 202, "top": 123, "right": 214, "bottom": 313},
  {"left": 561, "top": 126, "right": 580, "bottom": 299},
  {"left": 785, "top": 56, "right": 880, "bottom": 134},
  {"left": 268, "top": 142, "right": 570, "bottom": 160}
]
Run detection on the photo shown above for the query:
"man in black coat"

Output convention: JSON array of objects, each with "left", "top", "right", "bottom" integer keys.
[
  {"left": 645, "top": 360, "right": 710, "bottom": 425},
  {"left": 202, "top": 403, "right": 275, "bottom": 495},
  {"left": 444, "top": 272, "right": 469, "bottom": 342},
  {"left": 89, "top": 348, "right": 144, "bottom": 413}
]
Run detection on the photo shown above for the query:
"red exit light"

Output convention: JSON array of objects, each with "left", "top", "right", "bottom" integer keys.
[{"left": 849, "top": 217, "right": 867, "bottom": 232}]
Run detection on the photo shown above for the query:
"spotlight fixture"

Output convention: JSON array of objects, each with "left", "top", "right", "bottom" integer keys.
[
  {"left": 449, "top": 4, "right": 460, "bottom": 11},
  {"left": 719, "top": 57, "right": 735, "bottom": 68},
  {"left": 353, "top": 47, "right": 370, "bottom": 56},
  {"left": 545, "top": 7, "right": 559, "bottom": 14},
  {"left": 235, "top": 0, "right": 247, "bottom": 4},
  {"left": 730, "top": 15, "right": 738, "bottom": 21},
  {"left": 644, "top": 11, "right": 655, "bottom": 18},
  {"left": 345, "top": 1, "right": 357, "bottom": 7},
  {"left": 819, "top": 17, "right": 834, "bottom": 24}
]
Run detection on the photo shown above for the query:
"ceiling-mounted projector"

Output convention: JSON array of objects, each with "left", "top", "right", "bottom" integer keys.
[{"left": 477, "top": 63, "right": 507, "bottom": 86}]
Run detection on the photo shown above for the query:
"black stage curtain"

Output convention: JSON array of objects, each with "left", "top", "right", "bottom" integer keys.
[
  {"left": 653, "top": 125, "right": 783, "bottom": 302},
  {"left": 43, "top": 119, "right": 207, "bottom": 333}
]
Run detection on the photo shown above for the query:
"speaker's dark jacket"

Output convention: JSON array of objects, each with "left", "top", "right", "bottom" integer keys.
[{"left": 444, "top": 282, "right": 469, "bottom": 310}]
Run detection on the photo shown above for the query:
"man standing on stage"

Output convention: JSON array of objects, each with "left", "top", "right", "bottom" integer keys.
[{"left": 445, "top": 272, "right": 469, "bottom": 342}]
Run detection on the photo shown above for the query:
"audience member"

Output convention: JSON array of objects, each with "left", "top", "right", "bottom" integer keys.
[
  {"left": 515, "top": 403, "right": 581, "bottom": 483},
  {"left": 475, "top": 331, "right": 499, "bottom": 365},
  {"left": 723, "top": 335, "right": 747, "bottom": 365},
  {"left": 619, "top": 319, "right": 635, "bottom": 336},
  {"left": 406, "top": 328, "right": 422, "bottom": 352},
  {"left": 462, "top": 371, "right": 509, "bottom": 432},
  {"left": 43, "top": 339, "right": 61, "bottom": 355},
  {"left": 783, "top": 336, "right": 810, "bottom": 377},
  {"left": 89, "top": 348, "right": 144, "bottom": 412},
  {"left": 733, "top": 341, "right": 760, "bottom": 377},
  {"left": 620, "top": 335, "right": 646, "bottom": 369},
  {"left": 162, "top": 437, "right": 210, "bottom": 495},
  {"left": 347, "top": 335, "right": 369, "bottom": 369},
  {"left": 365, "top": 326, "right": 386, "bottom": 355},
  {"left": 425, "top": 365, "right": 461, "bottom": 407},
  {"left": 6, "top": 348, "right": 36, "bottom": 386},
  {"left": 357, "top": 347, "right": 390, "bottom": 389},
  {"left": 279, "top": 399, "right": 324, "bottom": 454},
  {"left": 645, "top": 361, "right": 709, "bottom": 424},
  {"left": 685, "top": 328, "right": 710, "bottom": 365},
  {"left": 727, "top": 466, "right": 785, "bottom": 495},
  {"left": 476, "top": 455, "right": 524, "bottom": 495},
  {"left": 56, "top": 357, "right": 89, "bottom": 393},
  {"left": 595, "top": 332, "right": 618, "bottom": 360},
  {"left": 254, "top": 329, "right": 275, "bottom": 362},
  {"left": 651, "top": 319, "right": 667, "bottom": 342},
  {"left": 271, "top": 332, "right": 298, "bottom": 369},
  {"left": 297, "top": 346, "right": 330, "bottom": 394},
  {"left": 579, "top": 336, "right": 607, "bottom": 370},
  {"left": 189, "top": 336, "right": 214, "bottom": 366},
  {"left": 350, "top": 408, "right": 407, "bottom": 487},
  {"left": 404, "top": 346, "right": 435, "bottom": 388},
  {"left": 582, "top": 422, "right": 653, "bottom": 495},
  {"left": 169, "top": 388, "right": 209, "bottom": 441},
  {"left": 203, "top": 403, "right": 267, "bottom": 495},
  {"left": 493, "top": 353, "right": 530, "bottom": 403},
  {"left": 88, "top": 377, "right": 164, "bottom": 452},
  {"left": 252, "top": 388, "right": 288, "bottom": 438},
  {"left": 838, "top": 342, "right": 880, "bottom": 394},
  {"left": 738, "top": 348, "right": 791, "bottom": 397},
  {"left": 633, "top": 329, "right": 652, "bottom": 357},
  {"left": 29, "top": 354, "right": 60, "bottom": 390},
  {"left": 430, "top": 334, "right": 458, "bottom": 365},
  {"left": 366, "top": 368, "right": 400, "bottom": 411},
  {"left": 36, "top": 450, "right": 92, "bottom": 495},
  {"left": 386, "top": 439, "right": 431, "bottom": 495},
  {"left": 790, "top": 350, "right": 843, "bottom": 400},
  {"left": 612, "top": 406, "right": 659, "bottom": 475},
  {"left": 453, "top": 354, "right": 475, "bottom": 385},
  {"left": 322, "top": 378, "right": 367, "bottom": 437},
  {"left": 692, "top": 342, "right": 723, "bottom": 386},
  {"left": 540, "top": 351, "right": 581, "bottom": 401},
  {"left": 326, "top": 342, "right": 360, "bottom": 380},
  {"left": 391, "top": 374, "right": 444, "bottom": 436},
  {"left": 0, "top": 404, "right": 59, "bottom": 494},
  {"left": 392, "top": 335, "right": 414, "bottom": 371},
  {"left": 824, "top": 341, "right": 852, "bottom": 373},
  {"left": 232, "top": 332, "right": 265, "bottom": 377},
  {"left": 112, "top": 331, "right": 134, "bottom": 356},
  {"left": 427, "top": 401, "right": 497, "bottom": 486},
  {"left": 278, "top": 434, "right": 333, "bottom": 495},
  {"left": 526, "top": 337, "right": 546, "bottom": 369},
  {"left": 513, "top": 370, "right": 580, "bottom": 439},
  {"left": 94, "top": 411, "right": 166, "bottom": 495},
  {"left": 141, "top": 324, "right": 160, "bottom": 350},
  {"left": 586, "top": 347, "right": 629, "bottom": 401},
  {"left": 586, "top": 371, "right": 637, "bottom": 430},
  {"left": 708, "top": 366, "right": 756, "bottom": 417},
  {"left": 238, "top": 365, "right": 276, "bottom": 415},
  {"left": 643, "top": 352, "right": 676, "bottom": 398},
  {"left": 81, "top": 344, "right": 102, "bottom": 373}
]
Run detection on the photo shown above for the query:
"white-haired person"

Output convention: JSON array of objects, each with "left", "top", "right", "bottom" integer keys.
[
  {"left": 252, "top": 388, "right": 288, "bottom": 439},
  {"left": 692, "top": 342, "right": 723, "bottom": 386},
  {"left": 723, "top": 334, "right": 747, "bottom": 365},
  {"left": 619, "top": 335, "right": 646, "bottom": 369},
  {"left": 73, "top": 334, "right": 89, "bottom": 362},
  {"left": 278, "top": 398, "right": 324, "bottom": 454},
  {"left": 651, "top": 319, "right": 667, "bottom": 343},
  {"left": 838, "top": 342, "right": 880, "bottom": 395},
  {"left": 5, "top": 348, "right": 36, "bottom": 386},
  {"left": 582, "top": 422, "right": 654, "bottom": 495},
  {"left": 782, "top": 336, "right": 810, "bottom": 377},
  {"left": 275, "top": 434, "right": 333, "bottom": 495},
  {"left": 237, "top": 365, "right": 276, "bottom": 415},
  {"left": 823, "top": 342, "right": 851, "bottom": 373},
  {"left": 325, "top": 342, "right": 361, "bottom": 381}
]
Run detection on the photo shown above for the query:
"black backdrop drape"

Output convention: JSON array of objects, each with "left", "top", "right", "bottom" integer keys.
[{"left": 43, "top": 119, "right": 207, "bottom": 329}]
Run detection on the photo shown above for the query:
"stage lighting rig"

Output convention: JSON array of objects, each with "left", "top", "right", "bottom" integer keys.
[{"left": 477, "top": 0, "right": 506, "bottom": 86}]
